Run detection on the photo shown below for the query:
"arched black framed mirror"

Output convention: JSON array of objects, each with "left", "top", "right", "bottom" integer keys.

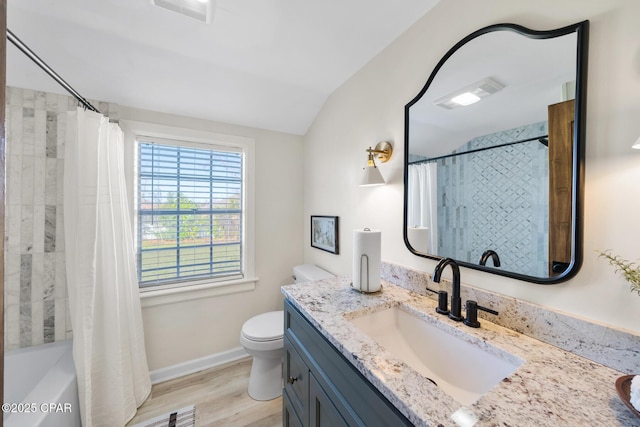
[{"left": 403, "top": 21, "right": 589, "bottom": 284}]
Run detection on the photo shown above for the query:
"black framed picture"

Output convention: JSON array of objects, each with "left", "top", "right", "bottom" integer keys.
[{"left": 311, "top": 216, "right": 339, "bottom": 254}]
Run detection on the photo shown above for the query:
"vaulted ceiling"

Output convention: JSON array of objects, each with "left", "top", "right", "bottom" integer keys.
[{"left": 7, "top": 0, "right": 440, "bottom": 134}]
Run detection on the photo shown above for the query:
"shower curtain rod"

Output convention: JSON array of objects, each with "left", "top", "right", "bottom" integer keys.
[
  {"left": 409, "top": 134, "right": 549, "bottom": 165},
  {"left": 7, "top": 28, "right": 101, "bottom": 113}
]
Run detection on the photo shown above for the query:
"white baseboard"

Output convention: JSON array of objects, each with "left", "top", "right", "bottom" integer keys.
[{"left": 150, "top": 347, "right": 250, "bottom": 384}]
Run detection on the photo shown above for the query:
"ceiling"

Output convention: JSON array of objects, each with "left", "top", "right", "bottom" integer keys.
[
  {"left": 6, "top": 0, "right": 440, "bottom": 135},
  {"left": 408, "top": 29, "right": 578, "bottom": 157}
]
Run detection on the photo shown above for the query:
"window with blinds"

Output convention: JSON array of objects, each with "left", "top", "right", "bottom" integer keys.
[{"left": 137, "top": 139, "right": 243, "bottom": 287}]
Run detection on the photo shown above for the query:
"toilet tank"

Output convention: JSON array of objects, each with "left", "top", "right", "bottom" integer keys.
[{"left": 293, "top": 264, "right": 335, "bottom": 283}]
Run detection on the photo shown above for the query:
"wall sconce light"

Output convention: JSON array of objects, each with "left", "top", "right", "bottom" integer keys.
[
  {"left": 360, "top": 141, "right": 393, "bottom": 186},
  {"left": 633, "top": 136, "right": 640, "bottom": 149}
]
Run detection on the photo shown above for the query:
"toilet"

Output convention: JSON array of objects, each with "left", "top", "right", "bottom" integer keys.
[{"left": 240, "top": 264, "right": 334, "bottom": 400}]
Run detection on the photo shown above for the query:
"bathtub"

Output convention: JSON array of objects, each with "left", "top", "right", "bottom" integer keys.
[{"left": 3, "top": 340, "right": 81, "bottom": 427}]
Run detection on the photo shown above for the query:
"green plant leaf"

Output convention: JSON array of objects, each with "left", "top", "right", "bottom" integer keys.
[{"left": 596, "top": 250, "right": 640, "bottom": 296}]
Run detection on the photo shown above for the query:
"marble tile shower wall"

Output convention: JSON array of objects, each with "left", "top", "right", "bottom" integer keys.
[
  {"left": 4, "top": 87, "right": 118, "bottom": 350},
  {"left": 437, "top": 122, "right": 548, "bottom": 276}
]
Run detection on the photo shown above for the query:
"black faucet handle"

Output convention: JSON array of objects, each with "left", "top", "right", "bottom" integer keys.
[
  {"left": 425, "top": 286, "right": 438, "bottom": 295},
  {"left": 426, "top": 287, "right": 450, "bottom": 315},
  {"left": 463, "top": 300, "right": 498, "bottom": 328}
]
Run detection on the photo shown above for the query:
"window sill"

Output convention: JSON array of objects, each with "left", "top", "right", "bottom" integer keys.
[{"left": 139, "top": 277, "right": 258, "bottom": 308}]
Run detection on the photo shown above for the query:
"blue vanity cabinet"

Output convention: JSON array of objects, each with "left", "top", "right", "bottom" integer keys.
[
  {"left": 283, "top": 388, "right": 304, "bottom": 427},
  {"left": 309, "top": 372, "right": 349, "bottom": 427},
  {"left": 283, "top": 336, "right": 308, "bottom": 426},
  {"left": 283, "top": 300, "right": 413, "bottom": 427}
]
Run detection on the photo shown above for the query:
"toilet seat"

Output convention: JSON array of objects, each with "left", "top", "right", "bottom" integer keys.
[{"left": 241, "top": 311, "right": 283, "bottom": 342}]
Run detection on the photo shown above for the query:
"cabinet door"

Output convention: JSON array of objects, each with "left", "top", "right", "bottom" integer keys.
[
  {"left": 309, "top": 373, "right": 349, "bottom": 427},
  {"left": 284, "top": 336, "right": 309, "bottom": 422},
  {"left": 283, "top": 389, "right": 305, "bottom": 427}
]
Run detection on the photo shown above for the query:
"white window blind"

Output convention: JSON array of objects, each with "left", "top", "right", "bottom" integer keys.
[{"left": 137, "top": 139, "right": 243, "bottom": 287}]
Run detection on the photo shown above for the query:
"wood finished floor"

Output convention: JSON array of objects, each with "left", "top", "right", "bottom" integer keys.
[{"left": 126, "top": 357, "right": 282, "bottom": 427}]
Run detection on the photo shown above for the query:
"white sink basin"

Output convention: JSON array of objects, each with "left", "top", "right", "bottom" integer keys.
[{"left": 348, "top": 305, "right": 523, "bottom": 405}]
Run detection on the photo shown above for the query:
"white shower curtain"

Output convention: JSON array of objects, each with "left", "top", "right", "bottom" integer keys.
[
  {"left": 407, "top": 162, "right": 438, "bottom": 252},
  {"left": 64, "top": 108, "right": 151, "bottom": 427}
]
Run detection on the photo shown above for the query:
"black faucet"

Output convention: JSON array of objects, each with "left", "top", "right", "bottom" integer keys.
[
  {"left": 432, "top": 258, "right": 463, "bottom": 322},
  {"left": 479, "top": 250, "right": 501, "bottom": 267}
]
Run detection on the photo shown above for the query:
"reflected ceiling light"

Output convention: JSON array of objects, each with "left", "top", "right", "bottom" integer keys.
[
  {"left": 434, "top": 77, "right": 504, "bottom": 110},
  {"left": 633, "top": 136, "right": 640, "bottom": 149},
  {"left": 360, "top": 141, "right": 393, "bottom": 187},
  {"left": 450, "top": 92, "right": 481, "bottom": 106}
]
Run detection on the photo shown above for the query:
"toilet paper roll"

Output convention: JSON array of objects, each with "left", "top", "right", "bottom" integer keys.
[
  {"left": 352, "top": 229, "right": 381, "bottom": 293},
  {"left": 407, "top": 227, "right": 430, "bottom": 253}
]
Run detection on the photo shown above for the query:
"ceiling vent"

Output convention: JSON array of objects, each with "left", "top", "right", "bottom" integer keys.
[
  {"left": 434, "top": 77, "right": 504, "bottom": 110},
  {"left": 151, "top": 0, "right": 214, "bottom": 24}
]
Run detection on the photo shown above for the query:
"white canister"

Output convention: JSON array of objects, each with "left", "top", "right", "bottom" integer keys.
[{"left": 352, "top": 228, "right": 381, "bottom": 293}]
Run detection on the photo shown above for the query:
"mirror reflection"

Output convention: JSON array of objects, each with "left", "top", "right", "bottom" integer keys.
[{"left": 404, "top": 22, "right": 588, "bottom": 283}]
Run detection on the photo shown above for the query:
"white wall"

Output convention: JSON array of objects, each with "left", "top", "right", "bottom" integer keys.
[
  {"left": 303, "top": 0, "right": 640, "bottom": 332},
  {"left": 119, "top": 106, "right": 304, "bottom": 370}
]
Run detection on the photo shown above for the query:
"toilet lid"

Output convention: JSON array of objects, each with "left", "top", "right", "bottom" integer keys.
[{"left": 242, "top": 311, "right": 284, "bottom": 342}]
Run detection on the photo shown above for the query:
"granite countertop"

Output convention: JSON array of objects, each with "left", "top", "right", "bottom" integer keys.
[{"left": 282, "top": 276, "right": 639, "bottom": 427}]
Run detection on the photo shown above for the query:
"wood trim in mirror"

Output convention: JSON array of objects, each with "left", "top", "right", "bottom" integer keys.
[{"left": 548, "top": 99, "right": 575, "bottom": 276}]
